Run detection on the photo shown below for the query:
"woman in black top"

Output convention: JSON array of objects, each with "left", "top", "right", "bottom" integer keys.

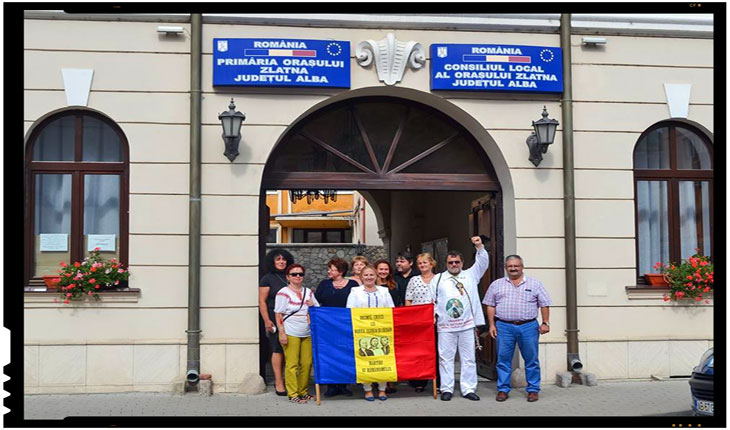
[
  {"left": 314, "top": 258, "right": 359, "bottom": 398},
  {"left": 258, "top": 248, "right": 294, "bottom": 396}
]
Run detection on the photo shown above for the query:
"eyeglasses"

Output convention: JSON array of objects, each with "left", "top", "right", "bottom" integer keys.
[
  {"left": 447, "top": 261, "right": 462, "bottom": 265},
  {"left": 288, "top": 273, "right": 305, "bottom": 277}
]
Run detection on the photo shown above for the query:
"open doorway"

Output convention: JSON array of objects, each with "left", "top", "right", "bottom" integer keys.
[{"left": 258, "top": 93, "right": 506, "bottom": 383}]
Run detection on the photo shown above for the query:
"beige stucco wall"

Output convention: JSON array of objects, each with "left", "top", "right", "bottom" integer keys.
[{"left": 24, "top": 17, "right": 713, "bottom": 393}]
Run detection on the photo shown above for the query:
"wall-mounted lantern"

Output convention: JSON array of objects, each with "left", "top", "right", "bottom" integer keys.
[
  {"left": 526, "top": 106, "right": 559, "bottom": 167},
  {"left": 218, "top": 98, "right": 246, "bottom": 162}
]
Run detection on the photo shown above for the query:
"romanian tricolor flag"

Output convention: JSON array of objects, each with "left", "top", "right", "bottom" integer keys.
[
  {"left": 463, "top": 54, "right": 531, "bottom": 63},
  {"left": 310, "top": 304, "right": 436, "bottom": 384},
  {"left": 244, "top": 49, "right": 317, "bottom": 57}
]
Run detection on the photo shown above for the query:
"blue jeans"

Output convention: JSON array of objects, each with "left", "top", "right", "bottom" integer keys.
[{"left": 495, "top": 319, "right": 541, "bottom": 393}]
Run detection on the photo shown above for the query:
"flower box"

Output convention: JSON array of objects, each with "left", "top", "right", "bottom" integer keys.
[
  {"left": 43, "top": 275, "right": 62, "bottom": 289},
  {"left": 655, "top": 252, "right": 713, "bottom": 302},
  {"left": 644, "top": 273, "right": 669, "bottom": 287}
]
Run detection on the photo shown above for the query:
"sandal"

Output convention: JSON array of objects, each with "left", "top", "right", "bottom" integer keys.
[
  {"left": 288, "top": 396, "right": 307, "bottom": 404},
  {"left": 301, "top": 394, "right": 315, "bottom": 401}
]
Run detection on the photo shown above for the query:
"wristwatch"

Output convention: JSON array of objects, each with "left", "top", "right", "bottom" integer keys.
[{"left": 541, "top": 321, "right": 550, "bottom": 327}]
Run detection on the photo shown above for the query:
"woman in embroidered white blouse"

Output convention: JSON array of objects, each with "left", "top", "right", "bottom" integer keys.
[{"left": 345, "top": 265, "right": 394, "bottom": 401}]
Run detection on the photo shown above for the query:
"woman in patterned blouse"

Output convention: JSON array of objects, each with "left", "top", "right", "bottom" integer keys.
[{"left": 405, "top": 253, "right": 438, "bottom": 392}]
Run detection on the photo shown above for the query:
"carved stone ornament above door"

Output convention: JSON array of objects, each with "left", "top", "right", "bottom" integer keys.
[{"left": 356, "top": 33, "right": 426, "bottom": 86}]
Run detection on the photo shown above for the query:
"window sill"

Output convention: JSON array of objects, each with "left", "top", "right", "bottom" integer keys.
[
  {"left": 24, "top": 288, "right": 141, "bottom": 303},
  {"left": 625, "top": 286, "right": 714, "bottom": 302},
  {"left": 625, "top": 285, "right": 669, "bottom": 300}
]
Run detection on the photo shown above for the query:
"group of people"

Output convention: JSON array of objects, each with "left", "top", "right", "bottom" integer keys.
[{"left": 258, "top": 236, "right": 552, "bottom": 404}]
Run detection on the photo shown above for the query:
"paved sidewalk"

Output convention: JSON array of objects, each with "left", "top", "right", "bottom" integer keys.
[{"left": 23, "top": 379, "right": 694, "bottom": 419}]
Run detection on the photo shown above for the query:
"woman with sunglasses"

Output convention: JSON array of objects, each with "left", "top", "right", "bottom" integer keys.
[
  {"left": 346, "top": 265, "right": 394, "bottom": 401},
  {"left": 274, "top": 264, "right": 320, "bottom": 404}
]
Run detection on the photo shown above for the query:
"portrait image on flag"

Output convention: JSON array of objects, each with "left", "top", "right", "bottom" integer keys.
[{"left": 310, "top": 304, "right": 436, "bottom": 384}]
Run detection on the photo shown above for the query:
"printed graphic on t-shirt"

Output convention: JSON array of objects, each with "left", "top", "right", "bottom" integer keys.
[{"left": 446, "top": 298, "right": 464, "bottom": 319}]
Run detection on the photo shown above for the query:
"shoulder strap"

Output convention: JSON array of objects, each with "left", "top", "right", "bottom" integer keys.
[
  {"left": 434, "top": 273, "right": 443, "bottom": 304},
  {"left": 282, "top": 287, "right": 307, "bottom": 322}
]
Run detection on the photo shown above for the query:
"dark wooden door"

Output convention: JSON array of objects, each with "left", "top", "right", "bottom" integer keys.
[{"left": 469, "top": 193, "right": 502, "bottom": 380}]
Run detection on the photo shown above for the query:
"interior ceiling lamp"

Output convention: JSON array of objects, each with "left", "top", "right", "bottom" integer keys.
[
  {"left": 289, "top": 189, "right": 338, "bottom": 204},
  {"left": 526, "top": 106, "right": 560, "bottom": 167},
  {"left": 218, "top": 98, "right": 246, "bottom": 162}
]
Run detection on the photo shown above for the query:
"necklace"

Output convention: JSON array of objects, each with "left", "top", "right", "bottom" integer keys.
[
  {"left": 449, "top": 277, "right": 465, "bottom": 295},
  {"left": 332, "top": 278, "right": 347, "bottom": 289}
]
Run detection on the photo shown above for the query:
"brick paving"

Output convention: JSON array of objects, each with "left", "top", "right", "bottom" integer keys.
[{"left": 23, "top": 379, "right": 695, "bottom": 419}]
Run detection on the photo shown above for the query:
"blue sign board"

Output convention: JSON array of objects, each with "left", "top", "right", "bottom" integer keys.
[
  {"left": 213, "top": 38, "right": 350, "bottom": 88},
  {"left": 430, "top": 44, "right": 563, "bottom": 93}
]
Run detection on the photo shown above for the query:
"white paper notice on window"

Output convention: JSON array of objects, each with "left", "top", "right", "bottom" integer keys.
[
  {"left": 40, "top": 234, "right": 68, "bottom": 251},
  {"left": 88, "top": 234, "right": 116, "bottom": 251}
]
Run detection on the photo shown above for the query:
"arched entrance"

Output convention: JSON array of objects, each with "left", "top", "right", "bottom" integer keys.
[{"left": 259, "top": 87, "right": 515, "bottom": 381}]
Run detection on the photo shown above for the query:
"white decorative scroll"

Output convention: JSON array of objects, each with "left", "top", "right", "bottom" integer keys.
[
  {"left": 40, "top": 234, "right": 68, "bottom": 252},
  {"left": 88, "top": 234, "right": 116, "bottom": 251},
  {"left": 356, "top": 33, "right": 426, "bottom": 85}
]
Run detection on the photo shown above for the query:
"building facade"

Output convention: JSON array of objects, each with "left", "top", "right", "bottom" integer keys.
[{"left": 23, "top": 12, "right": 714, "bottom": 394}]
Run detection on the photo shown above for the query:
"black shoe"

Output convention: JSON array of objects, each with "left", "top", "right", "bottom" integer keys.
[
  {"left": 463, "top": 392, "right": 480, "bottom": 401},
  {"left": 324, "top": 386, "right": 339, "bottom": 398},
  {"left": 340, "top": 386, "right": 353, "bottom": 396},
  {"left": 441, "top": 392, "right": 453, "bottom": 401}
]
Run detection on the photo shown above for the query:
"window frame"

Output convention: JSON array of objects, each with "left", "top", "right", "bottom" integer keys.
[
  {"left": 24, "top": 110, "right": 130, "bottom": 285},
  {"left": 292, "top": 228, "right": 352, "bottom": 244},
  {"left": 633, "top": 121, "right": 713, "bottom": 283}
]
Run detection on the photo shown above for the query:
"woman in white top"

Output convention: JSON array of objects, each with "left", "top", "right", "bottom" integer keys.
[
  {"left": 404, "top": 253, "right": 438, "bottom": 392},
  {"left": 346, "top": 265, "right": 394, "bottom": 401},
  {"left": 274, "top": 264, "right": 320, "bottom": 404},
  {"left": 405, "top": 253, "right": 437, "bottom": 306}
]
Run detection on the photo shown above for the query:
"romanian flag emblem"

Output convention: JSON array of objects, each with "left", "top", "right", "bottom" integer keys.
[{"left": 310, "top": 304, "right": 436, "bottom": 384}]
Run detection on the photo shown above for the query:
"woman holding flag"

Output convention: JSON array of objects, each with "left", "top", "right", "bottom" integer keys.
[
  {"left": 405, "top": 252, "right": 439, "bottom": 393},
  {"left": 346, "top": 265, "right": 395, "bottom": 401},
  {"left": 314, "top": 258, "right": 359, "bottom": 398},
  {"left": 275, "top": 264, "right": 320, "bottom": 404}
]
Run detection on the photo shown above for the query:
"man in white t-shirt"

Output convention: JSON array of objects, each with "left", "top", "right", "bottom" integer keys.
[{"left": 429, "top": 236, "right": 488, "bottom": 401}]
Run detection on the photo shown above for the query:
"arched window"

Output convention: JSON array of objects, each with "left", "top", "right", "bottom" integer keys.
[
  {"left": 24, "top": 110, "right": 129, "bottom": 285},
  {"left": 634, "top": 121, "right": 713, "bottom": 280}
]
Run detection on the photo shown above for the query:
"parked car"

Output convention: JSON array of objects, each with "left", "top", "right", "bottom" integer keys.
[{"left": 688, "top": 347, "right": 713, "bottom": 416}]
